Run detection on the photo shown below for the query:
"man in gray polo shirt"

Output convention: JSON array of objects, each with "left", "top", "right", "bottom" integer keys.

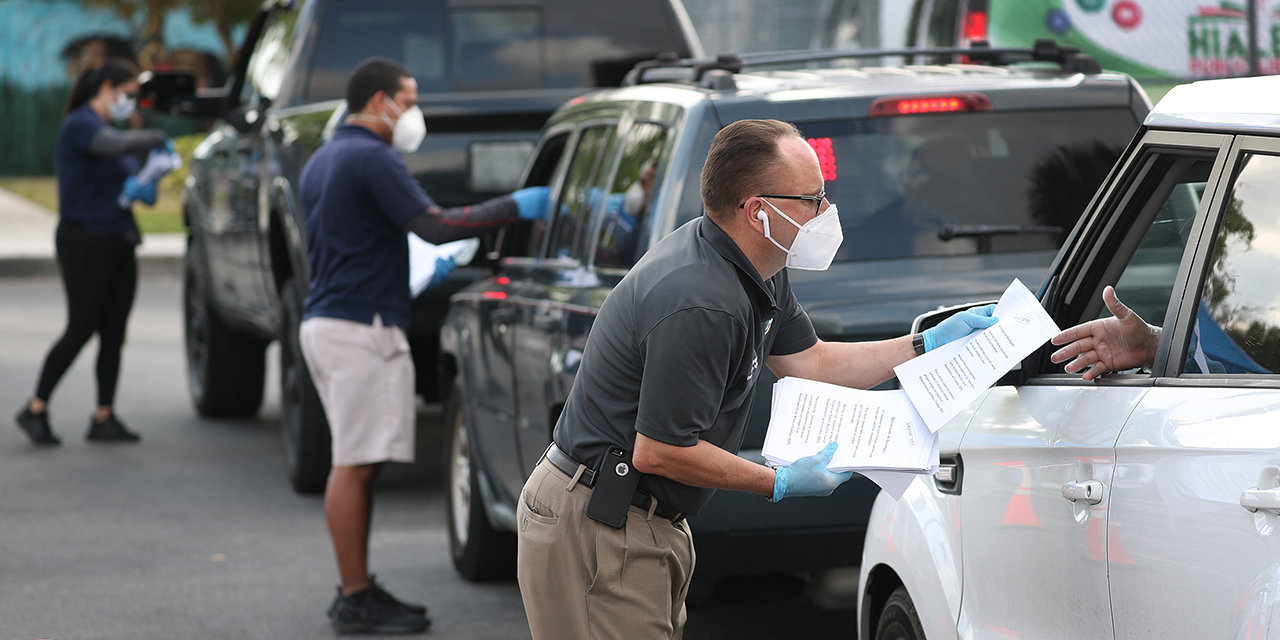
[{"left": 516, "top": 119, "right": 996, "bottom": 639}]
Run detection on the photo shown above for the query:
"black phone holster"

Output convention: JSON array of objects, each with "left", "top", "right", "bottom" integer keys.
[{"left": 584, "top": 445, "right": 642, "bottom": 529}]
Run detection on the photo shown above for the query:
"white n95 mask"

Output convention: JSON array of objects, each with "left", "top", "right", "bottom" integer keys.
[
  {"left": 384, "top": 97, "right": 427, "bottom": 153},
  {"left": 757, "top": 198, "right": 843, "bottom": 271},
  {"left": 108, "top": 92, "right": 136, "bottom": 123}
]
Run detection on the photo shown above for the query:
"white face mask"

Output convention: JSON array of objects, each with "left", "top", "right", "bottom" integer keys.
[
  {"left": 108, "top": 91, "right": 136, "bottom": 123},
  {"left": 623, "top": 180, "right": 647, "bottom": 217},
  {"left": 382, "top": 96, "right": 426, "bottom": 153},
  {"left": 757, "top": 198, "right": 844, "bottom": 271}
]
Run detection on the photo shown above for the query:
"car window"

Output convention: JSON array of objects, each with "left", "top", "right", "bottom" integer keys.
[
  {"left": 1105, "top": 157, "right": 1210, "bottom": 329},
  {"left": 593, "top": 122, "right": 668, "bottom": 269},
  {"left": 548, "top": 124, "right": 616, "bottom": 262},
  {"left": 1183, "top": 153, "right": 1280, "bottom": 375},
  {"left": 242, "top": 9, "right": 300, "bottom": 104},
  {"left": 304, "top": 0, "right": 686, "bottom": 100},
  {"left": 795, "top": 108, "right": 1136, "bottom": 263}
]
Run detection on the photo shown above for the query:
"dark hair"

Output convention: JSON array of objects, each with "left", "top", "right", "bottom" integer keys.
[
  {"left": 700, "top": 119, "right": 802, "bottom": 221},
  {"left": 65, "top": 58, "right": 139, "bottom": 116},
  {"left": 346, "top": 57, "right": 412, "bottom": 113}
]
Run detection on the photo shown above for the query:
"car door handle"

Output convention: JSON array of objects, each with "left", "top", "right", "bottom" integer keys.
[
  {"left": 1241, "top": 488, "right": 1280, "bottom": 513},
  {"left": 1062, "top": 480, "right": 1104, "bottom": 505}
]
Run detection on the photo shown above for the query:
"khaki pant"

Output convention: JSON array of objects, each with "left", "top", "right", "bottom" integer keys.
[{"left": 517, "top": 457, "right": 695, "bottom": 640}]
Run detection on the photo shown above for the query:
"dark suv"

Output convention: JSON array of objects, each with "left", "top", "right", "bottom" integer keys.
[
  {"left": 178, "top": 0, "right": 701, "bottom": 492},
  {"left": 437, "top": 42, "right": 1151, "bottom": 587}
]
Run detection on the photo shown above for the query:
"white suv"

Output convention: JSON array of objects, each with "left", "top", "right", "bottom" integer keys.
[{"left": 858, "top": 74, "right": 1280, "bottom": 640}]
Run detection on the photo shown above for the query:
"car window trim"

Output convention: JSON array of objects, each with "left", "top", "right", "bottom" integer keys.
[
  {"left": 1164, "top": 134, "right": 1280, "bottom": 381},
  {"left": 586, "top": 117, "right": 674, "bottom": 272},
  {"left": 540, "top": 117, "right": 620, "bottom": 262}
]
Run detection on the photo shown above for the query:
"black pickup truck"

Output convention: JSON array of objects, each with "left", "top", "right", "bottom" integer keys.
[{"left": 176, "top": 0, "right": 701, "bottom": 492}]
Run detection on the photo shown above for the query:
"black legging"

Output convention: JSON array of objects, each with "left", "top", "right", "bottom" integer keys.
[{"left": 34, "top": 221, "right": 137, "bottom": 407}]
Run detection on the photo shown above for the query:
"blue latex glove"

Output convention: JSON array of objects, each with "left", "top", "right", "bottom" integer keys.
[
  {"left": 123, "top": 176, "right": 157, "bottom": 206},
  {"left": 511, "top": 186, "right": 551, "bottom": 221},
  {"left": 921, "top": 304, "right": 998, "bottom": 352},
  {"left": 773, "top": 442, "right": 854, "bottom": 502},
  {"left": 428, "top": 255, "right": 456, "bottom": 289}
]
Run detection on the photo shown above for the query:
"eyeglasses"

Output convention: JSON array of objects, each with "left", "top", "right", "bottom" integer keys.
[{"left": 739, "top": 192, "right": 827, "bottom": 217}]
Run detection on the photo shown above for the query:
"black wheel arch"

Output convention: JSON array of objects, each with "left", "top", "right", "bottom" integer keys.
[{"left": 862, "top": 564, "right": 905, "bottom": 640}]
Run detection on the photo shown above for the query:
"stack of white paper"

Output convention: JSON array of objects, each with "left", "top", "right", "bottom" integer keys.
[
  {"left": 761, "top": 279, "right": 1060, "bottom": 500},
  {"left": 764, "top": 377, "right": 939, "bottom": 500}
]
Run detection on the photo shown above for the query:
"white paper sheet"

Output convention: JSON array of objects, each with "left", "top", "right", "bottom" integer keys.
[
  {"left": 763, "top": 377, "right": 936, "bottom": 474},
  {"left": 408, "top": 236, "right": 481, "bottom": 297},
  {"left": 894, "top": 278, "right": 1060, "bottom": 433}
]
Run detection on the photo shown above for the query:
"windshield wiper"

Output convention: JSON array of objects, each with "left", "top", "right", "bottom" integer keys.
[{"left": 937, "top": 224, "right": 1063, "bottom": 254}]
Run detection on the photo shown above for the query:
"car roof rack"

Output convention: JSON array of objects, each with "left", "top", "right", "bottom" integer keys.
[{"left": 623, "top": 39, "right": 1102, "bottom": 89}]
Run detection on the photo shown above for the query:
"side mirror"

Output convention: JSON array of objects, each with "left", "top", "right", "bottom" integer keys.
[
  {"left": 138, "top": 71, "right": 198, "bottom": 114},
  {"left": 226, "top": 98, "right": 271, "bottom": 134},
  {"left": 910, "top": 300, "right": 998, "bottom": 334}
]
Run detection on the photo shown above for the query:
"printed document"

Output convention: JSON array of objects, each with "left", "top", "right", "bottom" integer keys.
[
  {"left": 763, "top": 377, "right": 938, "bottom": 496},
  {"left": 894, "top": 278, "right": 1060, "bottom": 433}
]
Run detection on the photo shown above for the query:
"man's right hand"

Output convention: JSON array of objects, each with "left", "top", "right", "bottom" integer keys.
[
  {"left": 773, "top": 442, "right": 853, "bottom": 502},
  {"left": 1050, "top": 285, "right": 1161, "bottom": 381}
]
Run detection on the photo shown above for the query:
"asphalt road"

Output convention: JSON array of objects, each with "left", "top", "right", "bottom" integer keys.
[{"left": 0, "top": 274, "right": 859, "bottom": 639}]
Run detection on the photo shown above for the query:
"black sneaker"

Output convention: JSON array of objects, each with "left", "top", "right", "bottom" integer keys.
[
  {"left": 86, "top": 414, "right": 141, "bottom": 443},
  {"left": 368, "top": 576, "right": 428, "bottom": 616},
  {"left": 328, "top": 587, "right": 431, "bottom": 634},
  {"left": 15, "top": 407, "right": 60, "bottom": 446}
]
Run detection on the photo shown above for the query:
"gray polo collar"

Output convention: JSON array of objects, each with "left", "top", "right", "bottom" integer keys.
[{"left": 698, "top": 217, "right": 779, "bottom": 311}]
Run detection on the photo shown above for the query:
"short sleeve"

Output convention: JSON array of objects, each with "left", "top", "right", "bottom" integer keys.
[
  {"left": 635, "top": 307, "right": 749, "bottom": 447},
  {"left": 769, "top": 276, "right": 817, "bottom": 356},
  {"left": 61, "top": 111, "right": 104, "bottom": 155},
  {"left": 364, "top": 146, "right": 434, "bottom": 227}
]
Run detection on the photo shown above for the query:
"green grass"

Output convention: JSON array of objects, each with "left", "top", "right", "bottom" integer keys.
[{"left": 0, "top": 133, "right": 204, "bottom": 235}]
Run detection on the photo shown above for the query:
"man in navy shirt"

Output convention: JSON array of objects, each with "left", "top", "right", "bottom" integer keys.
[{"left": 297, "top": 57, "right": 547, "bottom": 634}]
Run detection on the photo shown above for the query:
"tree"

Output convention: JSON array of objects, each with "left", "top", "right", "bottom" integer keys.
[
  {"left": 185, "top": 0, "right": 260, "bottom": 66},
  {"left": 72, "top": 0, "right": 183, "bottom": 54}
]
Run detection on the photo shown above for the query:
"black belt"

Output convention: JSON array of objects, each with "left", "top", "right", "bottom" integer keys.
[{"left": 545, "top": 443, "right": 684, "bottom": 523}]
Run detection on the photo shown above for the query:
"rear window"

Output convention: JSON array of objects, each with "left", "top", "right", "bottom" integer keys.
[
  {"left": 797, "top": 108, "right": 1137, "bottom": 262},
  {"left": 305, "top": 0, "right": 686, "bottom": 101}
]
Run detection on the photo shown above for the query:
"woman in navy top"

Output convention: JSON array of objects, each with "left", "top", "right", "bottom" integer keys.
[{"left": 14, "top": 59, "right": 167, "bottom": 446}]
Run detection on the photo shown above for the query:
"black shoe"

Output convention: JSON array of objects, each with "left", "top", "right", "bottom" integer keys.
[
  {"left": 328, "top": 587, "right": 431, "bottom": 634},
  {"left": 368, "top": 576, "right": 428, "bottom": 616},
  {"left": 15, "top": 408, "right": 60, "bottom": 446},
  {"left": 86, "top": 414, "right": 140, "bottom": 443}
]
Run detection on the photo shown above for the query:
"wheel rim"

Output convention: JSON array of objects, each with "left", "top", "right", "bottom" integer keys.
[
  {"left": 450, "top": 404, "right": 472, "bottom": 548},
  {"left": 184, "top": 265, "right": 209, "bottom": 402}
]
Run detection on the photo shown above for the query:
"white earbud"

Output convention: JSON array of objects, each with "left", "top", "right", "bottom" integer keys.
[{"left": 756, "top": 209, "right": 772, "bottom": 238}]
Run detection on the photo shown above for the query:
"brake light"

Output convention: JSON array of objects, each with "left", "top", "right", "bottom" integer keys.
[
  {"left": 807, "top": 138, "right": 837, "bottom": 181},
  {"left": 869, "top": 93, "right": 993, "bottom": 117},
  {"left": 962, "top": 10, "right": 988, "bottom": 43},
  {"left": 481, "top": 291, "right": 507, "bottom": 300},
  {"left": 495, "top": 277, "right": 510, "bottom": 285}
]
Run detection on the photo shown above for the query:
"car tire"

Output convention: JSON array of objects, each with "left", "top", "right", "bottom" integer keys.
[
  {"left": 183, "top": 237, "right": 266, "bottom": 418},
  {"left": 279, "top": 277, "right": 331, "bottom": 495},
  {"left": 875, "top": 586, "right": 926, "bottom": 640},
  {"left": 444, "top": 381, "right": 516, "bottom": 581}
]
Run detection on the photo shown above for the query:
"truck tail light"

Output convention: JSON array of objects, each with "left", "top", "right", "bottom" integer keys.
[
  {"left": 962, "top": 10, "right": 988, "bottom": 44},
  {"left": 869, "top": 93, "right": 993, "bottom": 117},
  {"left": 807, "top": 138, "right": 837, "bottom": 181}
]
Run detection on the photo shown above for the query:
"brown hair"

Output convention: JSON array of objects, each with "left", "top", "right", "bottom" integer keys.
[{"left": 700, "top": 119, "right": 802, "bottom": 221}]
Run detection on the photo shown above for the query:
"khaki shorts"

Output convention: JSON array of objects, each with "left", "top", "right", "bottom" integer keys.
[{"left": 299, "top": 315, "right": 415, "bottom": 467}]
